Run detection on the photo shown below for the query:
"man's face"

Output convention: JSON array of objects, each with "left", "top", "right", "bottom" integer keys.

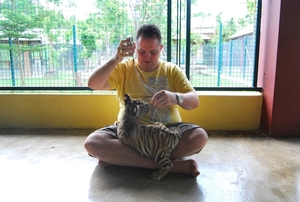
[{"left": 135, "top": 36, "right": 163, "bottom": 72}]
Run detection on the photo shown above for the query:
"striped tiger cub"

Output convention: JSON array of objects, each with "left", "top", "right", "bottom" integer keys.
[{"left": 117, "top": 94, "right": 182, "bottom": 180}]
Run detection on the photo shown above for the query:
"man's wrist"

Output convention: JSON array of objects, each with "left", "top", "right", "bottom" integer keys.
[{"left": 175, "top": 93, "right": 184, "bottom": 105}]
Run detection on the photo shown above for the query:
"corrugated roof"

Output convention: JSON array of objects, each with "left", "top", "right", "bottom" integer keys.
[{"left": 229, "top": 24, "right": 254, "bottom": 39}]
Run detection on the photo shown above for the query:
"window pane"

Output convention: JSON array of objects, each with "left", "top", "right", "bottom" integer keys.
[
  {"left": 189, "top": 0, "right": 258, "bottom": 87},
  {"left": 0, "top": 0, "right": 259, "bottom": 90}
]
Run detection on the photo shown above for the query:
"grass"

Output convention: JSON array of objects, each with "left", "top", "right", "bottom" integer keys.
[
  {"left": 0, "top": 71, "right": 252, "bottom": 88},
  {"left": 0, "top": 72, "right": 79, "bottom": 87},
  {"left": 191, "top": 73, "right": 252, "bottom": 87}
]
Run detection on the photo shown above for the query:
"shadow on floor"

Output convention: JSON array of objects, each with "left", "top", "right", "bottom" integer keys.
[
  {"left": 0, "top": 129, "right": 299, "bottom": 202},
  {"left": 89, "top": 165, "right": 205, "bottom": 201}
]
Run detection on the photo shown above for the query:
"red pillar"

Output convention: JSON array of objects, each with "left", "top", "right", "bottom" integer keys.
[{"left": 258, "top": 0, "right": 300, "bottom": 136}]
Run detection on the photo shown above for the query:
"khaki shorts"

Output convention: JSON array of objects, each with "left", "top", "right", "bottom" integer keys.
[{"left": 94, "top": 122, "right": 201, "bottom": 138}]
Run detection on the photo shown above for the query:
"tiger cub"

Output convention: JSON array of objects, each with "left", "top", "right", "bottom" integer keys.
[{"left": 117, "top": 94, "right": 182, "bottom": 180}]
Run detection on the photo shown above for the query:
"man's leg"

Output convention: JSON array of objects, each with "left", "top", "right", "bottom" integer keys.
[
  {"left": 84, "top": 132, "right": 159, "bottom": 169},
  {"left": 84, "top": 127, "right": 208, "bottom": 177},
  {"left": 170, "top": 127, "right": 208, "bottom": 158},
  {"left": 170, "top": 127, "right": 208, "bottom": 177}
]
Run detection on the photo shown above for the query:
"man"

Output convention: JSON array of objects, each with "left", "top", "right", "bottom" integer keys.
[{"left": 84, "top": 24, "right": 208, "bottom": 177}]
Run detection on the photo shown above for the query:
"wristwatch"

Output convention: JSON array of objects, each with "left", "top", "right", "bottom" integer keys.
[{"left": 175, "top": 93, "right": 184, "bottom": 105}]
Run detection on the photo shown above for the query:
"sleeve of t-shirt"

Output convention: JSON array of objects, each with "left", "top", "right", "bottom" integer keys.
[
  {"left": 107, "top": 62, "right": 126, "bottom": 90},
  {"left": 171, "top": 65, "right": 195, "bottom": 93}
]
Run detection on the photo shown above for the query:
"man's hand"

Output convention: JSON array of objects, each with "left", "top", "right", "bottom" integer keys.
[
  {"left": 115, "top": 36, "right": 135, "bottom": 61},
  {"left": 151, "top": 90, "right": 177, "bottom": 109}
]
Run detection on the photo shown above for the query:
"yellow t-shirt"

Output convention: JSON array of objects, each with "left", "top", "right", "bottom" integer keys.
[{"left": 108, "top": 58, "right": 195, "bottom": 125}]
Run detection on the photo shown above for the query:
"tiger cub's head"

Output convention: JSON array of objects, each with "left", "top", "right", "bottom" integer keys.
[{"left": 124, "top": 94, "right": 150, "bottom": 119}]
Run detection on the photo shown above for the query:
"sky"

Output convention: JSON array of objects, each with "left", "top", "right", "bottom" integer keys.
[
  {"left": 68, "top": 0, "right": 97, "bottom": 19},
  {"left": 194, "top": 0, "right": 248, "bottom": 21},
  {"left": 38, "top": 0, "right": 248, "bottom": 21},
  {"left": 38, "top": 0, "right": 97, "bottom": 20}
]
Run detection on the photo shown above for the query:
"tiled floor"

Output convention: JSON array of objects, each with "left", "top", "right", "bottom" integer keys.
[{"left": 0, "top": 129, "right": 299, "bottom": 202}]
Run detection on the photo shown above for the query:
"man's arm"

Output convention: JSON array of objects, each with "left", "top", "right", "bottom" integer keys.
[
  {"left": 151, "top": 90, "right": 199, "bottom": 110},
  {"left": 88, "top": 38, "right": 135, "bottom": 90},
  {"left": 88, "top": 56, "right": 121, "bottom": 90},
  {"left": 175, "top": 91, "right": 199, "bottom": 110}
]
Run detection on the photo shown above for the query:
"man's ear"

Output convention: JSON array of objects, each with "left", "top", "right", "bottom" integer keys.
[{"left": 160, "top": 44, "right": 164, "bottom": 51}]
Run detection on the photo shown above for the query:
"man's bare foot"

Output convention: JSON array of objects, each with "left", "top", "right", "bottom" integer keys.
[
  {"left": 171, "top": 159, "right": 200, "bottom": 177},
  {"left": 98, "top": 160, "right": 113, "bottom": 167},
  {"left": 98, "top": 158, "right": 199, "bottom": 177}
]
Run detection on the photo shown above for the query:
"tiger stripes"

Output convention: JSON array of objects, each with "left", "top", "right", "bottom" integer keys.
[{"left": 117, "top": 94, "right": 182, "bottom": 180}]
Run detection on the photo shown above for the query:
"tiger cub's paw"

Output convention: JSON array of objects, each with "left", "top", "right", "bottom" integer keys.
[
  {"left": 151, "top": 168, "right": 170, "bottom": 180},
  {"left": 151, "top": 171, "right": 164, "bottom": 180},
  {"left": 154, "top": 122, "right": 164, "bottom": 126}
]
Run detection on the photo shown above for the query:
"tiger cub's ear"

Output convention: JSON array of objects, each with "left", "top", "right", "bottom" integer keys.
[{"left": 124, "top": 94, "right": 132, "bottom": 105}]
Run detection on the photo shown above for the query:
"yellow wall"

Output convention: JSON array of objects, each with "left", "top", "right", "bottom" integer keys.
[{"left": 0, "top": 92, "right": 262, "bottom": 130}]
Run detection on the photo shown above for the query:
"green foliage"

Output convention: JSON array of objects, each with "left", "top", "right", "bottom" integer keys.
[
  {"left": 238, "top": 0, "right": 257, "bottom": 28},
  {"left": 212, "top": 14, "right": 237, "bottom": 44},
  {"left": 80, "top": 29, "right": 97, "bottom": 58},
  {"left": 216, "top": 12, "right": 222, "bottom": 23},
  {"left": 0, "top": 9, "right": 45, "bottom": 54},
  {"left": 94, "top": 0, "right": 129, "bottom": 35},
  {"left": 246, "top": 0, "right": 257, "bottom": 15},
  {"left": 132, "top": 0, "right": 167, "bottom": 27},
  {"left": 0, "top": 9, "right": 36, "bottom": 39},
  {"left": 212, "top": 0, "right": 256, "bottom": 44},
  {"left": 1, "top": 0, "right": 37, "bottom": 13},
  {"left": 46, "top": 0, "right": 62, "bottom": 6},
  {"left": 190, "top": 32, "right": 204, "bottom": 56},
  {"left": 82, "top": 0, "right": 130, "bottom": 54},
  {"left": 222, "top": 18, "right": 237, "bottom": 41},
  {"left": 191, "top": 32, "right": 204, "bottom": 45},
  {"left": 0, "top": 0, "right": 258, "bottom": 88}
]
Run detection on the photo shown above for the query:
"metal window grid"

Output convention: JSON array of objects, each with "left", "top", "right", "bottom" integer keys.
[{"left": 0, "top": 0, "right": 261, "bottom": 92}]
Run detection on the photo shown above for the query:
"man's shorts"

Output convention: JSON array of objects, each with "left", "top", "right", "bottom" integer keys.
[{"left": 94, "top": 122, "right": 201, "bottom": 138}]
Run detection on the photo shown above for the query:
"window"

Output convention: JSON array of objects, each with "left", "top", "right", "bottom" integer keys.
[{"left": 0, "top": 0, "right": 261, "bottom": 91}]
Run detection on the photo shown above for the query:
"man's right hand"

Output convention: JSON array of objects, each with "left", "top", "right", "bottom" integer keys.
[{"left": 115, "top": 36, "right": 135, "bottom": 61}]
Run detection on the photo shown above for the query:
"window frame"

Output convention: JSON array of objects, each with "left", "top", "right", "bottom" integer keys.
[{"left": 0, "top": 0, "right": 262, "bottom": 92}]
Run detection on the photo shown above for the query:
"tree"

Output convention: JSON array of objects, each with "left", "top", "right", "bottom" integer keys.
[
  {"left": 84, "top": 0, "right": 131, "bottom": 62},
  {"left": 80, "top": 29, "right": 97, "bottom": 70},
  {"left": 222, "top": 18, "right": 237, "bottom": 41},
  {"left": 128, "top": 0, "right": 167, "bottom": 31},
  {"left": 211, "top": 13, "right": 237, "bottom": 44},
  {"left": 36, "top": 3, "right": 68, "bottom": 70},
  {"left": 238, "top": 0, "right": 257, "bottom": 28},
  {"left": 0, "top": 8, "right": 44, "bottom": 86}
]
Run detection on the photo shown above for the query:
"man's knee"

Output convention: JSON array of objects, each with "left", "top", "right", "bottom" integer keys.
[
  {"left": 197, "top": 128, "right": 208, "bottom": 143},
  {"left": 84, "top": 132, "right": 108, "bottom": 156},
  {"left": 84, "top": 133, "right": 95, "bottom": 155},
  {"left": 193, "top": 128, "right": 208, "bottom": 152},
  {"left": 183, "top": 128, "right": 208, "bottom": 153}
]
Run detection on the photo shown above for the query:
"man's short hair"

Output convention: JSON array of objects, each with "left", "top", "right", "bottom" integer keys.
[{"left": 136, "top": 24, "right": 162, "bottom": 44}]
